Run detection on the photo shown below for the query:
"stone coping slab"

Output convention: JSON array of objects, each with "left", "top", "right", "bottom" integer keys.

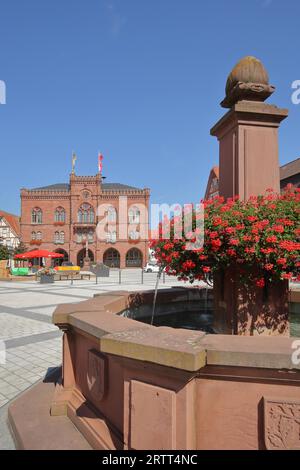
[
  {"left": 201, "top": 334, "right": 299, "bottom": 370},
  {"left": 53, "top": 292, "right": 129, "bottom": 324},
  {"left": 101, "top": 327, "right": 207, "bottom": 371},
  {"left": 53, "top": 289, "right": 300, "bottom": 372}
]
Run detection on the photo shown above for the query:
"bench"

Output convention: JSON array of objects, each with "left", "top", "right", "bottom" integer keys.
[{"left": 55, "top": 271, "right": 92, "bottom": 281}]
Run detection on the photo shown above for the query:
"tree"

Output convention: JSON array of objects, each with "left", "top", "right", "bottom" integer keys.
[
  {"left": 13, "top": 242, "right": 28, "bottom": 257},
  {"left": 0, "top": 245, "right": 10, "bottom": 260}
]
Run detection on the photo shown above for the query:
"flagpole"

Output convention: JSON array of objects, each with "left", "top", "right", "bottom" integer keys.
[{"left": 98, "top": 152, "right": 103, "bottom": 175}]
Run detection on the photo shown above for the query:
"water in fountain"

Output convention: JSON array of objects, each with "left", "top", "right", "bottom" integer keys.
[{"left": 121, "top": 274, "right": 299, "bottom": 336}]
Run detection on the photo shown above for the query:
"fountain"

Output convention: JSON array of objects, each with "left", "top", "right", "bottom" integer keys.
[
  {"left": 211, "top": 56, "right": 290, "bottom": 336},
  {"left": 8, "top": 57, "right": 300, "bottom": 450}
]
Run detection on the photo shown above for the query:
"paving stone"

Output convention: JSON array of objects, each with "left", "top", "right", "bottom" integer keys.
[{"left": 0, "top": 272, "right": 195, "bottom": 447}]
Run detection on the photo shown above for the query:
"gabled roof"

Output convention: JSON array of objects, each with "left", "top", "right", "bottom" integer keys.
[
  {"left": 0, "top": 210, "right": 20, "bottom": 237},
  {"left": 204, "top": 166, "right": 220, "bottom": 199},
  {"left": 211, "top": 166, "right": 219, "bottom": 179},
  {"left": 280, "top": 158, "right": 300, "bottom": 180}
]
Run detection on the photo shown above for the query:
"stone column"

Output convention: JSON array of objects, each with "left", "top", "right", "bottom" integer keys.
[
  {"left": 210, "top": 56, "right": 289, "bottom": 336},
  {"left": 211, "top": 101, "right": 288, "bottom": 200}
]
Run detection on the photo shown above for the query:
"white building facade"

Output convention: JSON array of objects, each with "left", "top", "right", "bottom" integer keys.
[{"left": 0, "top": 211, "right": 20, "bottom": 250}]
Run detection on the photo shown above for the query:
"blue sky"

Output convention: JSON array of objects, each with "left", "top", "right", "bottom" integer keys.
[{"left": 0, "top": 0, "right": 300, "bottom": 215}]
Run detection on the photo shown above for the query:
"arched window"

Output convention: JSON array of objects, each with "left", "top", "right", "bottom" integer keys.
[
  {"left": 31, "top": 231, "right": 36, "bottom": 240},
  {"left": 54, "top": 231, "right": 64, "bottom": 243},
  {"left": 53, "top": 249, "right": 68, "bottom": 266},
  {"left": 128, "top": 206, "right": 140, "bottom": 224},
  {"left": 103, "top": 248, "right": 120, "bottom": 268},
  {"left": 36, "top": 231, "right": 42, "bottom": 240},
  {"left": 78, "top": 204, "right": 95, "bottom": 223},
  {"left": 106, "top": 230, "right": 117, "bottom": 243},
  {"left": 107, "top": 207, "right": 117, "bottom": 223},
  {"left": 31, "top": 208, "right": 42, "bottom": 224},
  {"left": 77, "top": 248, "right": 94, "bottom": 267},
  {"left": 54, "top": 207, "right": 66, "bottom": 223},
  {"left": 126, "top": 248, "right": 143, "bottom": 267}
]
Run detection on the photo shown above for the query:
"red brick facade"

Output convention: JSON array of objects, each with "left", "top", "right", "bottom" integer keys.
[{"left": 20, "top": 173, "right": 150, "bottom": 268}]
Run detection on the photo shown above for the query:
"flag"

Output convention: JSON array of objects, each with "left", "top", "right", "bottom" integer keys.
[
  {"left": 98, "top": 153, "right": 103, "bottom": 173},
  {"left": 71, "top": 152, "right": 77, "bottom": 173}
]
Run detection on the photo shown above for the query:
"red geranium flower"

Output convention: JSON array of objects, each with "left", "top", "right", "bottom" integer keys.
[
  {"left": 264, "top": 263, "right": 274, "bottom": 271},
  {"left": 202, "top": 266, "right": 211, "bottom": 273},
  {"left": 150, "top": 187, "right": 299, "bottom": 286},
  {"left": 256, "top": 278, "right": 265, "bottom": 288},
  {"left": 266, "top": 235, "right": 277, "bottom": 243}
]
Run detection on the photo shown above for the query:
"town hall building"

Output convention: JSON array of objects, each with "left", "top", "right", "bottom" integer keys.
[{"left": 20, "top": 171, "right": 150, "bottom": 269}]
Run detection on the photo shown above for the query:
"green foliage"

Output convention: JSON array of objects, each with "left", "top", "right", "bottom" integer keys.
[
  {"left": 13, "top": 242, "right": 28, "bottom": 256},
  {"left": 150, "top": 186, "right": 300, "bottom": 287},
  {"left": 0, "top": 245, "right": 10, "bottom": 260}
]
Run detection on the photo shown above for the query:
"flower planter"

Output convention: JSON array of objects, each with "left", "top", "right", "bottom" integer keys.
[
  {"left": 40, "top": 274, "right": 55, "bottom": 284},
  {"left": 213, "top": 266, "right": 289, "bottom": 336}
]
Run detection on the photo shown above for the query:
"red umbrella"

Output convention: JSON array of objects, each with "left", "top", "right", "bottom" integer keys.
[{"left": 14, "top": 250, "right": 64, "bottom": 259}]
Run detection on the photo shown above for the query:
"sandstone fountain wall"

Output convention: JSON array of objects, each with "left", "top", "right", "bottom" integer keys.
[{"left": 38, "top": 289, "right": 300, "bottom": 451}]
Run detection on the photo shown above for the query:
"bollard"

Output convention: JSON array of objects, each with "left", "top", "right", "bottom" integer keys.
[
  {"left": 96, "top": 275, "right": 98, "bottom": 285},
  {"left": 163, "top": 270, "right": 166, "bottom": 284},
  {"left": 119, "top": 269, "right": 121, "bottom": 285},
  {"left": 141, "top": 268, "right": 144, "bottom": 284},
  {"left": 71, "top": 274, "right": 73, "bottom": 286}
]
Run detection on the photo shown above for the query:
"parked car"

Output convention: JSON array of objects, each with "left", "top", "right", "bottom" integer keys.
[{"left": 143, "top": 262, "right": 160, "bottom": 273}]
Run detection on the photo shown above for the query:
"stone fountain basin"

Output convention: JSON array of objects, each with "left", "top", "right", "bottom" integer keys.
[
  {"left": 52, "top": 287, "right": 300, "bottom": 372},
  {"left": 9, "top": 287, "right": 300, "bottom": 450}
]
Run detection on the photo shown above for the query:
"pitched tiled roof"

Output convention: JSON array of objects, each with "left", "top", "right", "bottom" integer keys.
[
  {"left": 280, "top": 158, "right": 300, "bottom": 180},
  {"left": 31, "top": 183, "right": 70, "bottom": 191},
  {"left": 102, "top": 183, "right": 141, "bottom": 191},
  {"left": 30, "top": 182, "right": 142, "bottom": 191},
  {"left": 0, "top": 210, "right": 20, "bottom": 237}
]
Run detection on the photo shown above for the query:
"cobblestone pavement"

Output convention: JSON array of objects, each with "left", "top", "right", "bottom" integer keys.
[{"left": 0, "top": 269, "right": 201, "bottom": 449}]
